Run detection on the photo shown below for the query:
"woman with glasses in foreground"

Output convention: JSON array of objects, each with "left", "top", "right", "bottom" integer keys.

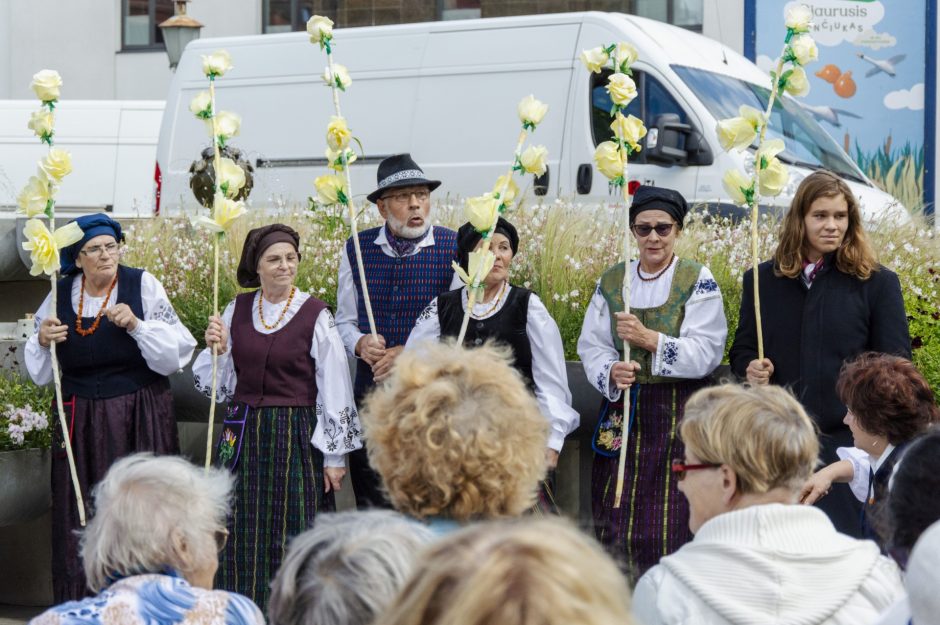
[
  {"left": 632, "top": 384, "right": 903, "bottom": 625},
  {"left": 577, "top": 185, "right": 727, "bottom": 579},
  {"left": 30, "top": 454, "right": 264, "bottom": 625},
  {"left": 25, "top": 213, "right": 196, "bottom": 601}
]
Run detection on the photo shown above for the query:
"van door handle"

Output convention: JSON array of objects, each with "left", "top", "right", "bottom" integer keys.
[
  {"left": 534, "top": 166, "right": 549, "bottom": 196},
  {"left": 577, "top": 163, "right": 592, "bottom": 194}
]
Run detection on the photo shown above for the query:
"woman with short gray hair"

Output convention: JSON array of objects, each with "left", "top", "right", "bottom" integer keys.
[
  {"left": 269, "top": 510, "right": 434, "bottom": 625},
  {"left": 30, "top": 453, "right": 263, "bottom": 625}
]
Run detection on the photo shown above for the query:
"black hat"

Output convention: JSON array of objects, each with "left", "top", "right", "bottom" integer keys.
[
  {"left": 366, "top": 154, "right": 441, "bottom": 204},
  {"left": 237, "top": 224, "right": 301, "bottom": 288},
  {"left": 456, "top": 217, "right": 519, "bottom": 273},
  {"left": 630, "top": 185, "right": 689, "bottom": 228}
]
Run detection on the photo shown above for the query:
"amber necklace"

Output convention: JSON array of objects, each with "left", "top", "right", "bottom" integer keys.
[
  {"left": 470, "top": 280, "right": 508, "bottom": 319},
  {"left": 258, "top": 286, "right": 296, "bottom": 330},
  {"left": 75, "top": 274, "right": 118, "bottom": 337},
  {"left": 637, "top": 254, "right": 676, "bottom": 282}
]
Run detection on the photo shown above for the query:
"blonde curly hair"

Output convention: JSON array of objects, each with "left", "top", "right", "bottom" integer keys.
[{"left": 362, "top": 341, "right": 548, "bottom": 521}]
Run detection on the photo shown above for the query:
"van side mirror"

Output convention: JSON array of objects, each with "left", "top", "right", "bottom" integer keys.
[{"left": 647, "top": 114, "right": 689, "bottom": 164}]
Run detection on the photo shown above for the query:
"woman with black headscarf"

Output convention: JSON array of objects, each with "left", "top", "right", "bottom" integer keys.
[
  {"left": 191, "top": 223, "right": 361, "bottom": 611},
  {"left": 24, "top": 212, "right": 196, "bottom": 601},
  {"left": 406, "top": 217, "right": 579, "bottom": 480}
]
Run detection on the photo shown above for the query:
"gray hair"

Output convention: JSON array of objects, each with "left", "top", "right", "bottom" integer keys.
[
  {"left": 269, "top": 510, "right": 435, "bottom": 625},
  {"left": 81, "top": 453, "right": 233, "bottom": 591}
]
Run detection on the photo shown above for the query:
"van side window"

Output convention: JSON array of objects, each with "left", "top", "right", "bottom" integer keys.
[{"left": 590, "top": 70, "right": 688, "bottom": 164}]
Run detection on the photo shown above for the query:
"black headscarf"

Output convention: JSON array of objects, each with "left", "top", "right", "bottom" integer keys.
[
  {"left": 236, "top": 224, "right": 301, "bottom": 288},
  {"left": 629, "top": 185, "right": 689, "bottom": 229},
  {"left": 456, "top": 217, "right": 519, "bottom": 272}
]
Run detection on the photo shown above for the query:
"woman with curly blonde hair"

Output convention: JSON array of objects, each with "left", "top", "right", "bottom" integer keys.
[
  {"left": 730, "top": 170, "right": 910, "bottom": 537},
  {"left": 361, "top": 341, "right": 548, "bottom": 531}
]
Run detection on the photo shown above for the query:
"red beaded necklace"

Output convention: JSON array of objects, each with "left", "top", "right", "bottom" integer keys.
[{"left": 75, "top": 273, "right": 118, "bottom": 337}]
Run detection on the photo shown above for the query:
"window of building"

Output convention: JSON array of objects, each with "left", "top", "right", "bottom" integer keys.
[
  {"left": 123, "top": 0, "right": 174, "bottom": 49},
  {"left": 439, "top": 0, "right": 481, "bottom": 21},
  {"left": 264, "top": 0, "right": 323, "bottom": 33},
  {"left": 633, "top": 0, "right": 703, "bottom": 32}
]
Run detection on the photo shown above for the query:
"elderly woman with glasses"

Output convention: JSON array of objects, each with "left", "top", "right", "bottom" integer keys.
[
  {"left": 577, "top": 185, "right": 727, "bottom": 578},
  {"left": 24, "top": 213, "right": 196, "bottom": 602},
  {"left": 29, "top": 454, "right": 264, "bottom": 625},
  {"left": 192, "top": 224, "right": 361, "bottom": 611},
  {"left": 632, "top": 384, "right": 904, "bottom": 625}
]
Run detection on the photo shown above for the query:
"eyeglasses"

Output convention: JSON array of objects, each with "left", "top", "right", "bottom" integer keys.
[
  {"left": 671, "top": 459, "right": 721, "bottom": 481},
  {"left": 80, "top": 242, "right": 120, "bottom": 258},
  {"left": 214, "top": 528, "right": 229, "bottom": 553},
  {"left": 380, "top": 189, "right": 430, "bottom": 204},
  {"left": 631, "top": 223, "right": 676, "bottom": 238}
]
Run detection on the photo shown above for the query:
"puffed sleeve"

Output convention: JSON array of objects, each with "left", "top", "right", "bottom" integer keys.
[
  {"left": 650, "top": 266, "right": 727, "bottom": 379},
  {"left": 528, "top": 295, "right": 580, "bottom": 451},
  {"left": 192, "top": 300, "right": 237, "bottom": 403},
  {"left": 334, "top": 247, "right": 363, "bottom": 357},
  {"left": 126, "top": 272, "right": 197, "bottom": 376},
  {"left": 24, "top": 292, "right": 54, "bottom": 386},
  {"left": 836, "top": 446, "right": 870, "bottom": 503},
  {"left": 309, "top": 308, "right": 362, "bottom": 467},
  {"left": 577, "top": 281, "right": 622, "bottom": 402},
  {"left": 405, "top": 297, "right": 441, "bottom": 349}
]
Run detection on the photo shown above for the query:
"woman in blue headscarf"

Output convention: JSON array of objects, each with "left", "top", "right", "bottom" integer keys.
[{"left": 24, "top": 213, "right": 197, "bottom": 602}]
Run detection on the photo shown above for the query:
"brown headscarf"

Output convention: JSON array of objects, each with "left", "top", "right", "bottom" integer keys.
[{"left": 236, "top": 224, "right": 301, "bottom": 288}]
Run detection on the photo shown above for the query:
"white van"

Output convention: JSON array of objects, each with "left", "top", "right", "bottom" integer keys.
[{"left": 155, "top": 12, "right": 904, "bottom": 220}]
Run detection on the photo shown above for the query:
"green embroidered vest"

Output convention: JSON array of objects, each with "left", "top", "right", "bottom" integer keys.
[{"left": 599, "top": 258, "right": 703, "bottom": 384}]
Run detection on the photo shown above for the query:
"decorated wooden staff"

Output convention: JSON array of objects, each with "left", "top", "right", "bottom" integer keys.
[
  {"left": 720, "top": 4, "right": 817, "bottom": 360},
  {"left": 308, "top": 15, "right": 378, "bottom": 340},
  {"left": 455, "top": 95, "right": 549, "bottom": 344},
  {"left": 18, "top": 70, "right": 86, "bottom": 524},
  {"left": 190, "top": 49, "right": 249, "bottom": 469},
  {"left": 580, "top": 42, "right": 647, "bottom": 508}
]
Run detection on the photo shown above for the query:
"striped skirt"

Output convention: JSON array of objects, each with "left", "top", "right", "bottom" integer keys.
[
  {"left": 591, "top": 380, "right": 704, "bottom": 581},
  {"left": 217, "top": 403, "right": 334, "bottom": 612}
]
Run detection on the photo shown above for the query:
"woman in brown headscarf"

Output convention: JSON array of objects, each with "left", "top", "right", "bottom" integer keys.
[{"left": 191, "top": 224, "right": 361, "bottom": 611}]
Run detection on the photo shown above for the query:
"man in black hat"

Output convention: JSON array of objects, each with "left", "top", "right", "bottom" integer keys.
[{"left": 335, "top": 153, "right": 459, "bottom": 508}]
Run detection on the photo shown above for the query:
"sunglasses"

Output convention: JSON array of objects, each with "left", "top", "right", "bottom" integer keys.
[
  {"left": 631, "top": 223, "right": 676, "bottom": 237},
  {"left": 671, "top": 459, "right": 721, "bottom": 480}
]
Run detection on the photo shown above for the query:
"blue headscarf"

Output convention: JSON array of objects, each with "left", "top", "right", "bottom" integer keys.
[{"left": 60, "top": 214, "right": 124, "bottom": 276}]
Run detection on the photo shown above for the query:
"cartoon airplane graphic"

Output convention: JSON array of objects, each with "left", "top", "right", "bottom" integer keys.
[
  {"left": 856, "top": 52, "right": 906, "bottom": 77},
  {"left": 797, "top": 102, "right": 862, "bottom": 128}
]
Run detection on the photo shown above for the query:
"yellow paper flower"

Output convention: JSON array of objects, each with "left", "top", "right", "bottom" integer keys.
[
  {"left": 783, "top": 66, "right": 810, "bottom": 97},
  {"left": 197, "top": 193, "right": 246, "bottom": 233},
  {"left": 31, "top": 70, "right": 62, "bottom": 103},
  {"left": 722, "top": 169, "right": 752, "bottom": 205},
  {"left": 322, "top": 64, "right": 352, "bottom": 90},
  {"left": 325, "top": 147, "right": 357, "bottom": 171},
  {"left": 452, "top": 250, "right": 496, "bottom": 288},
  {"left": 716, "top": 105, "right": 763, "bottom": 152},
  {"left": 21, "top": 218, "right": 82, "bottom": 276},
  {"left": 789, "top": 34, "right": 818, "bottom": 66},
  {"left": 492, "top": 174, "right": 519, "bottom": 207},
  {"left": 606, "top": 73, "right": 637, "bottom": 106},
  {"left": 39, "top": 148, "right": 72, "bottom": 181},
  {"left": 27, "top": 108, "right": 54, "bottom": 141},
  {"left": 17, "top": 174, "right": 53, "bottom": 217},
  {"left": 757, "top": 140, "right": 789, "bottom": 197},
  {"left": 594, "top": 141, "right": 624, "bottom": 180},
  {"left": 209, "top": 111, "right": 241, "bottom": 142},
  {"left": 465, "top": 193, "right": 500, "bottom": 233},
  {"left": 517, "top": 94, "right": 548, "bottom": 129},
  {"left": 580, "top": 47, "right": 609, "bottom": 73},
  {"left": 314, "top": 174, "right": 348, "bottom": 205},
  {"left": 519, "top": 145, "right": 548, "bottom": 176},
  {"left": 217, "top": 157, "right": 246, "bottom": 198},
  {"left": 613, "top": 42, "right": 639, "bottom": 69},
  {"left": 189, "top": 91, "right": 212, "bottom": 117},
  {"left": 326, "top": 116, "right": 352, "bottom": 151},
  {"left": 306, "top": 15, "right": 334, "bottom": 44},
  {"left": 202, "top": 50, "right": 233, "bottom": 78},
  {"left": 785, "top": 5, "right": 813, "bottom": 33},
  {"left": 610, "top": 112, "right": 647, "bottom": 152}
]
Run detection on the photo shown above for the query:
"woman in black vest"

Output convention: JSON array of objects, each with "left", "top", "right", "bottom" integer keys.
[
  {"left": 192, "top": 224, "right": 361, "bottom": 611},
  {"left": 800, "top": 352, "right": 939, "bottom": 549},
  {"left": 25, "top": 213, "right": 197, "bottom": 601},
  {"left": 407, "top": 217, "right": 579, "bottom": 483}
]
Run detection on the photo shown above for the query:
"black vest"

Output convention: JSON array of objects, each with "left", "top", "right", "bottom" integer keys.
[
  {"left": 56, "top": 265, "right": 162, "bottom": 399},
  {"left": 862, "top": 442, "right": 909, "bottom": 546},
  {"left": 438, "top": 285, "right": 535, "bottom": 391}
]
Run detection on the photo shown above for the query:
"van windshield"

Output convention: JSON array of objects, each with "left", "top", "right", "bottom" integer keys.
[{"left": 672, "top": 65, "right": 869, "bottom": 184}]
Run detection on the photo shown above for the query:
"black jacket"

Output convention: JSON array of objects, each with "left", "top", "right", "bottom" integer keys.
[{"left": 730, "top": 255, "right": 911, "bottom": 434}]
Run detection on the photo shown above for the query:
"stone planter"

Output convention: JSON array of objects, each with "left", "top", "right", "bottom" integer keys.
[{"left": 0, "top": 448, "right": 51, "bottom": 527}]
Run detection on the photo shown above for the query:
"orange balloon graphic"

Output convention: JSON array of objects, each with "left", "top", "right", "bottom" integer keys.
[
  {"left": 834, "top": 71, "right": 857, "bottom": 98},
  {"left": 816, "top": 64, "right": 841, "bottom": 84}
]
